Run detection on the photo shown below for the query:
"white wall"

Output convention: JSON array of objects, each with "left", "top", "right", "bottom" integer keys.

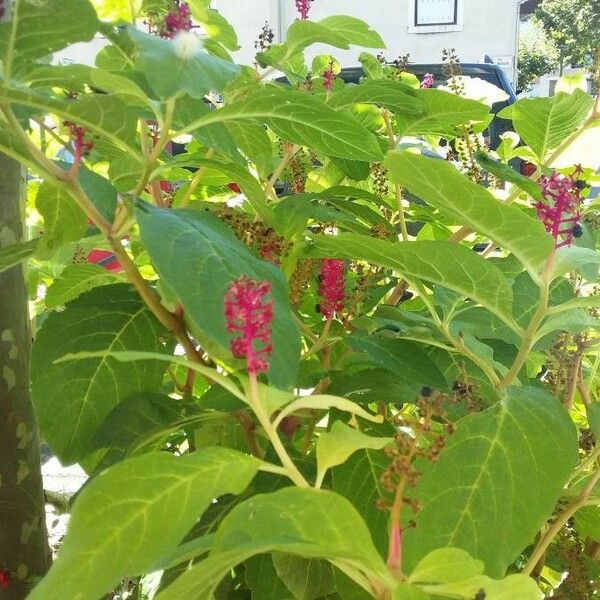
[{"left": 221, "top": 0, "right": 519, "bottom": 84}]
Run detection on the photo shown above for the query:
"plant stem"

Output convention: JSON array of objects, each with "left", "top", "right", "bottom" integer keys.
[
  {"left": 497, "top": 256, "right": 552, "bottom": 389},
  {"left": 522, "top": 461, "right": 600, "bottom": 576},
  {"left": 248, "top": 374, "right": 309, "bottom": 487},
  {"left": 179, "top": 148, "right": 215, "bottom": 208},
  {"left": 264, "top": 143, "right": 299, "bottom": 200}
]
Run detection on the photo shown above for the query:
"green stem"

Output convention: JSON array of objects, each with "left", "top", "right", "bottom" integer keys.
[
  {"left": 248, "top": 374, "right": 309, "bottom": 488},
  {"left": 497, "top": 265, "right": 551, "bottom": 390},
  {"left": 179, "top": 148, "right": 215, "bottom": 208}
]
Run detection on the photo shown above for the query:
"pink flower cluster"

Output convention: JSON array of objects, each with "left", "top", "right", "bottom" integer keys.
[
  {"left": 420, "top": 73, "right": 434, "bottom": 89},
  {"left": 224, "top": 276, "right": 273, "bottom": 374},
  {"left": 319, "top": 259, "right": 345, "bottom": 319},
  {"left": 323, "top": 63, "right": 335, "bottom": 92},
  {"left": 162, "top": 1, "right": 192, "bottom": 38},
  {"left": 535, "top": 170, "right": 583, "bottom": 249},
  {"left": 295, "top": 0, "right": 312, "bottom": 20}
]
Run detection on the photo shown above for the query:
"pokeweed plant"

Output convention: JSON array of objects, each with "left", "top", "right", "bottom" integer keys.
[{"left": 0, "top": 0, "right": 599, "bottom": 598}]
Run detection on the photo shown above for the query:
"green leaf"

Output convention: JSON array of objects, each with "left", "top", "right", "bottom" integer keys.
[
  {"left": 552, "top": 246, "right": 600, "bottom": 280},
  {"left": 403, "top": 387, "right": 578, "bottom": 577},
  {"left": 90, "top": 392, "right": 184, "bottom": 471},
  {"left": 0, "top": 87, "right": 141, "bottom": 163},
  {"left": 272, "top": 554, "right": 336, "bottom": 600},
  {"left": 306, "top": 234, "right": 516, "bottom": 327},
  {"left": 534, "top": 309, "right": 599, "bottom": 343},
  {"left": 0, "top": 239, "right": 37, "bottom": 274},
  {"left": 130, "top": 28, "right": 240, "bottom": 100},
  {"left": 245, "top": 554, "right": 292, "bottom": 599},
  {"left": 31, "top": 284, "right": 170, "bottom": 464},
  {"left": 226, "top": 121, "right": 274, "bottom": 178},
  {"left": 474, "top": 151, "right": 542, "bottom": 200},
  {"left": 385, "top": 151, "right": 553, "bottom": 277},
  {"left": 328, "top": 80, "right": 424, "bottom": 115},
  {"left": 346, "top": 334, "right": 448, "bottom": 396},
  {"left": 76, "top": 166, "right": 119, "bottom": 222},
  {"left": 35, "top": 183, "right": 86, "bottom": 258},
  {"left": 395, "top": 89, "right": 490, "bottom": 138},
  {"left": 90, "top": 68, "right": 155, "bottom": 108},
  {"left": 0, "top": 0, "right": 98, "bottom": 76},
  {"left": 178, "top": 87, "right": 384, "bottom": 162},
  {"left": 136, "top": 204, "right": 300, "bottom": 389},
  {"left": 187, "top": 0, "right": 239, "bottom": 51},
  {"left": 316, "top": 421, "right": 392, "bottom": 486},
  {"left": 358, "top": 52, "right": 384, "bottom": 79},
  {"left": 574, "top": 504, "right": 600, "bottom": 540},
  {"left": 28, "top": 448, "right": 260, "bottom": 600},
  {"left": 332, "top": 449, "right": 389, "bottom": 556},
  {"left": 155, "top": 488, "right": 391, "bottom": 599},
  {"left": 317, "top": 16, "right": 385, "bottom": 48},
  {"left": 408, "top": 548, "right": 483, "bottom": 585},
  {"left": 45, "top": 263, "right": 120, "bottom": 308},
  {"left": 498, "top": 90, "right": 594, "bottom": 161},
  {"left": 420, "top": 573, "right": 541, "bottom": 599}
]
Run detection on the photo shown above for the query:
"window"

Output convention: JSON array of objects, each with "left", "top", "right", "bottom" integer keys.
[
  {"left": 409, "top": 0, "right": 463, "bottom": 33},
  {"left": 415, "top": 0, "right": 458, "bottom": 26}
]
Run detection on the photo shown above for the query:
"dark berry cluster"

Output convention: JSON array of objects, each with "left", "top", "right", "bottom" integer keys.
[{"left": 254, "top": 21, "right": 275, "bottom": 51}]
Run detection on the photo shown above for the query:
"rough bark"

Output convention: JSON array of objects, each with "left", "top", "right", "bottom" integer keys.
[{"left": 0, "top": 154, "right": 50, "bottom": 597}]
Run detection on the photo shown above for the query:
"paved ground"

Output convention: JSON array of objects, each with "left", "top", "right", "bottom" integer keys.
[{"left": 41, "top": 447, "right": 87, "bottom": 554}]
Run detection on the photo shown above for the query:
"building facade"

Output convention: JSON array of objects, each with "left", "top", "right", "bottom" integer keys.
[
  {"left": 216, "top": 0, "right": 521, "bottom": 84},
  {"left": 54, "top": 0, "right": 522, "bottom": 86}
]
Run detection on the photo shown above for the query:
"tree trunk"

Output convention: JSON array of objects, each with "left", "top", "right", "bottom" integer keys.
[{"left": 0, "top": 154, "right": 50, "bottom": 597}]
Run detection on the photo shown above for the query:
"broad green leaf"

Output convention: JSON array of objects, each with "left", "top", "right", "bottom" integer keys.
[
  {"left": 129, "top": 28, "right": 239, "bottom": 100},
  {"left": 35, "top": 183, "right": 86, "bottom": 258},
  {"left": 332, "top": 449, "right": 389, "bottom": 556},
  {"left": 393, "top": 583, "right": 430, "bottom": 599},
  {"left": 92, "top": 0, "right": 138, "bottom": 21},
  {"left": 31, "top": 284, "right": 169, "bottom": 464},
  {"left": 0, "top": 87, "right": 141, "bottom": 163},
  {"left": 45, "top": 263, "right": 120, "bottom": 308},
  {"left": 156, "top": 488, "right": 391, "bottom": 599},
  {"left": 346, "top": 334, "right": 448, "bottom": 396},
  {"left": 90, "top": 68, "right": 154, "bottom": 108},
  {"left": 552, "top": 245, "right": 600, "bottom": 280},
  {"left": 420, "top": 573, "right": 541, "bottom": 599},
  {"left": 474, "top": 151, "right": 541, "bottom": 200},
  {"left": 136, "top": 204, "right": 300, "bottom": 389},
  {"left": 395, "top": 89, "right": 490, "bottom": 138},
  {"left": 498, "top": 90, "right": 594, "bottom": 161},
  {"left": 226, "top": 121, "right": 274, "bottom": 177},
  {"left": 0, "top": 239, "right": 37, "bottom": 274},
  {"left": 317, "top": 16, "right": 385, "bottom": 48},
  {"left": 0, "top": 0, "right": 98, "bottom": 76},
  {"left": 385, "top": 151, "right": 553, "bottom": 277},
  {"left": 272, "top": 554, "right": 336, "bottom": 600},
  {"left": 24, "top": 64, "right": 94, "bottom": 92},
  {"left": 245, "top": 554, "right": 292, "bottom": 599},
  {"left": 57, "top": 349, "right": 247, "bottom": 402},
  {"left": 316, "top": 421, "right": 392, "bottom": 486},
  {"left": 176, "top": 157, "right": 276, "bottom": 226},
  {"left": 178, "top": 87, "right": 383, "bottom": 162},
  {"left": 76, "top": 166, "right": 119, "bottom": 222},
  {"left": 90, "top": 392, "right": 185, "bottom": 471},
  {"left": 534, "top": 309, "right": 599, "bottom": 343},
  {"left": 408, "top": 548, "right": 483, "bottom": 585},
  {"left": 328, "top": 80, "right": 424, "bottom": 115},
  {"left": 306, "top": 234, "right": 516, "bottom": 327},
  {"left": 272, "top": 395, "right": 383, "bottom": 430},
  {"left": 574, "top": 504, "right": 600, "bottom": 540},
  {"left": 28, "top": 448, "right": 260, "bottom": 600},
  {"left": 358, "top": 52, "right": 384, "bottom": 79},
  {"left": 403, "top": 387, "right": 578, "bottom": 577},
  {"left": 187, "top": 0, "right": 239, "bottom": 51}
]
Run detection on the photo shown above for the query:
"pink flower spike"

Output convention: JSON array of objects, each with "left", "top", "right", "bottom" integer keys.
[
  {"left": 295, "top": 0, "right": 312, "bottom": 20},
  {"left": 534, "top": 169, "right": 584, "bottom": 249},
  {"left": 420, "top": 73, "right": 434, "bottom": 89},
  {"left": 224, "top": 276, "right": 273, "bottom": 374},
  {"left": 319, "top": 259, "right": 345, "bottom": 319},
  {"left": 323, "top": 63, "right": 335, "bottom": 92}
]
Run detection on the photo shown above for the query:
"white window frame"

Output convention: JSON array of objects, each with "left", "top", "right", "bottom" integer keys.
[{"left": 408, "top": 0, "right": 464, "bottom": 34}]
